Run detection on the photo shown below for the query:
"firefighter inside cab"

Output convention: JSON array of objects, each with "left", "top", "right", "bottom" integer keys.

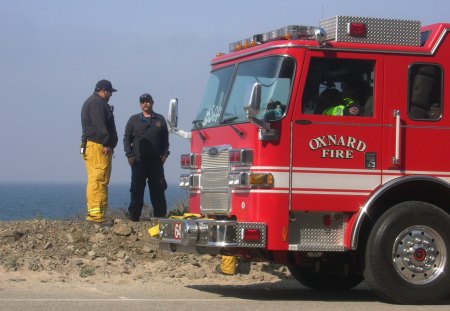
[{"left": 320, "top": 74, "right": 367, "bottom": 116}]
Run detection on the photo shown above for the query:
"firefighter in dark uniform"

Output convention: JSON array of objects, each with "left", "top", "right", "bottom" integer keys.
[{"left": 123, "top": 93, "right": 170, "bottom": 221}]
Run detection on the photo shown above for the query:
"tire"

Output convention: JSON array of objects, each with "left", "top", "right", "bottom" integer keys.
[
  {"left": 364, "top": 201, "right": 450, "bottom": 304},
  {"left": 288, "top": 255, "right": 363, "bottom": 291}
]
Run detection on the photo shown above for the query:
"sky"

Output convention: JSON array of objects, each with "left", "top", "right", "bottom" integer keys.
[{"left": 0, "top": 0, "right": 449, "bottom": 185}]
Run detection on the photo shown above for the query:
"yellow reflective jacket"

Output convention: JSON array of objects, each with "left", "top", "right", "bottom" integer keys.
[{"left": 323, "top": 98, "right": 355, "bottom": 116}]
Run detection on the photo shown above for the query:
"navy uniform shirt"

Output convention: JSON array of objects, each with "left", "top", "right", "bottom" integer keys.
[{"left": 123, "top": 112, "right": 169, "bottom": 161}]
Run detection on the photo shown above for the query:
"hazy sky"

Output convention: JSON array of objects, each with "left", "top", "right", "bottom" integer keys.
[{"left": 0, "top": 0, "right": 449, "bottom": 184}]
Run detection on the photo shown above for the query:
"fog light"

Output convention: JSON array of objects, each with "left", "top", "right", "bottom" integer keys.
[{"left": 249, "top": 173, "right": 274, "bottom": 187}]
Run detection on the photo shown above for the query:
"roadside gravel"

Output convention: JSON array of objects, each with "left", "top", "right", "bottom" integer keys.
[{"left": 0, "top": 220, "right": 291, "bottom": 286}]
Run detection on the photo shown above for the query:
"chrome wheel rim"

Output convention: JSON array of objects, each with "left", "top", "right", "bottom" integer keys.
[{"left": 392, "top": 225, "right": 446, "bottom": 284}]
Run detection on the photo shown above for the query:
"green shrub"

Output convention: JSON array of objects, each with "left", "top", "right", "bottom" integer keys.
[
  {"left": 166, "top": 197, "right": 189, "bottom": 217},
  {"left": 1, "top": 256, "right": 18, "bottom": 271},
  {"left": 79, "top": 265, "right": 96, "bottom": 278}
]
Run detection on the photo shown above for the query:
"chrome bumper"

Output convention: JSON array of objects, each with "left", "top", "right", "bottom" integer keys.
[{"left": 154, "top": 218, "right": 266, "bottom": 254}]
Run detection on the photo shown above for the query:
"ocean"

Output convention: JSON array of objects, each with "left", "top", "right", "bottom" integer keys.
[{"left": 0, "top": 182, "right": 188, "bottom": 221}]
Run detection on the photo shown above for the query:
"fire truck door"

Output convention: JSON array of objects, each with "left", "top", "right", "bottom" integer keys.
[
  {"left": 382, "top": 57, "right": 445, "bottom": 178},
  {"left": 290, "top": 53, "right": 384, "bottom": 212}
]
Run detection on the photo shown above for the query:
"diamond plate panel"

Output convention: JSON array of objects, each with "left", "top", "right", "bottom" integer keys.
[
  {"left": 289, "top": 212, "right": 348, "bottom": 252},
  {"left": 320, "top": 16, "right": 420, "bottom": 46},
  {"left": 236, "top": 222, "right": 266, "bottom": 248}
]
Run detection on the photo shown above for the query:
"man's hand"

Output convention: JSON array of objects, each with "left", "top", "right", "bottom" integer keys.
[
  {"left": 348, "top": 106, "right": 360, "bottom": 116},
  {"left": 127, "top": 156, "right": 136, "bottom": 166},
  {"left": 161, "top": 155, "right": 168, "bottom": 164},
  {"left": 102, "top": 147, "right": 112, "bottom": 155}
]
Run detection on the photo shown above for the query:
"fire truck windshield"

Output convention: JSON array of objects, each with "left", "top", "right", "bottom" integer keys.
[{"left": 194, "top": 56, "right": 295, "bottom": 128}]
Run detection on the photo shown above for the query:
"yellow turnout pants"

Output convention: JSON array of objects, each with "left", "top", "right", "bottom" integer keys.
[
  {"left": 82, "top": 141, "right": 112, "bottom": 222},
  {"left": 220, "top": 255, "right": 237, "bottom": 275}
]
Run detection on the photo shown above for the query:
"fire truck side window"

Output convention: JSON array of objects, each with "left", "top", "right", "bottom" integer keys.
[
  {"left": 302, "top": 58, "right": 375, "bottom": 117},
  {"left": 408, "top": 64, "right": 442, "bottom": 120}
]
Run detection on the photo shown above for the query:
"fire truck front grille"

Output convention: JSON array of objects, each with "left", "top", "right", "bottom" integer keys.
[
  {"left": 201, "top": 169, "right": 228, "bottom": 189},
  {"left": 200, "top": 146, "right": 230, "bottom": 214},
  {"left": 201, "top": 146, "right": 229, "bottom": 168}
]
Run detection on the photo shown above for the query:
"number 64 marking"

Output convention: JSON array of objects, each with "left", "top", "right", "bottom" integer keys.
[{"left": 174, "top": 223, "right": 182, "bottom": 239}]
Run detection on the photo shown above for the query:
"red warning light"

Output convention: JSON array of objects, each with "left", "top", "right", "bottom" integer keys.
[{"left": 347, "top": 22, "right": 366, "bottom": 37}]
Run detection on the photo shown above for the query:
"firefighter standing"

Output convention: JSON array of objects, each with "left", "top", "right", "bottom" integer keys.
[
  {"left": 123, "top": 93, "right": 170, "bottom": 221},
  {"left": 81, "top": 79, "right": 118, "bottom": 224}
]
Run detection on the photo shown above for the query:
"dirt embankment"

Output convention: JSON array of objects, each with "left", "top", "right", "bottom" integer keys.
[{"left": 0, "top": 220, "right": 291, "bottom": 286}]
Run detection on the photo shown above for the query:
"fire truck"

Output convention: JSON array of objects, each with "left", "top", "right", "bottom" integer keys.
[{"left": 155, "top": 16, "right": 450, "bottom": 304}]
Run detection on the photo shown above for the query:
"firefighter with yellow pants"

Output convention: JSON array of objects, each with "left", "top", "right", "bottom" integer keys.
[
  {"left": 218, "top": 255, "right": 238, "bottom": 275},
  {"left": 81, "top": 79, "right": 118, "bottom": 224}
]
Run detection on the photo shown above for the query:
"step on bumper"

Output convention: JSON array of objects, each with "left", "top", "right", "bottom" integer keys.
[{"left": 154, "top": 218, "right": 266, "bottom": 253}]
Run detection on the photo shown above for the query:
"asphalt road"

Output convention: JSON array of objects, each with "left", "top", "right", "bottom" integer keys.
[{"left": 0, "top": 279, "right": 449, "bottom": 311}]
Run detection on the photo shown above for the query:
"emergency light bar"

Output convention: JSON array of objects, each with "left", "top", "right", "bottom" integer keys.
[
  {"left": 229, "top": 25, "right": 327, "bottom": 52},
  {"left": 228, "top": 16, "right": 421, "bottom": 53}
]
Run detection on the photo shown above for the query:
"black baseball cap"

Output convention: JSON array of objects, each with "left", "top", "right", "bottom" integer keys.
[
  {"left": 139, "top": 93, "right": 153, "bottom": 103},
  {"left": 95, "top": 79, "right": 117, "bottom": 92}
]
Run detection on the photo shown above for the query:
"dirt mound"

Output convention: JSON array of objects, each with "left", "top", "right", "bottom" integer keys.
[{"left": 0, "top": 220, "right": 291, "bottom": 285}]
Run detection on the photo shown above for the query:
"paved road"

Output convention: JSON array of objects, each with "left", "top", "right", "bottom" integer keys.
[{"left": 0, "top": 279, "right": 449, "bottom": 311}]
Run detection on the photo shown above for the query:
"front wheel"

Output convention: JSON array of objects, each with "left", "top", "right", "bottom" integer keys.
[
  {"left": 288, "top": 253, "right": 363, "bottom": 291},
  {"left": 364, "top": 201, "right": 450, "bottom": 304}
]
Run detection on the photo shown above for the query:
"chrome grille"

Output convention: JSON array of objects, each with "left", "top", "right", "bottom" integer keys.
[
  {"left": 200, "top": 145, "right": 230, "bottom": 214},
  {"left": 201, "top": 169, "right": 229, "bottom": 189},
  {"left": 201, "top": 147, "right": 229, "bottom": 168}
]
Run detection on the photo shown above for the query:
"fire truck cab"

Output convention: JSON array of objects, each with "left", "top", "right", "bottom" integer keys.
[{"left": 155, "top": 16, "right": 450, "bottom": 304}]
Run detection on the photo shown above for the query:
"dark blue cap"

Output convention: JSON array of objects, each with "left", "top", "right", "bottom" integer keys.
[{"left": 95, "top": 79, "right": 117, "bottom": 92}]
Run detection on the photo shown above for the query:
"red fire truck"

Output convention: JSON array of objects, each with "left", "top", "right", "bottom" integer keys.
[{"left": 155, "top": 16, "right": 450, "bottom": 304}]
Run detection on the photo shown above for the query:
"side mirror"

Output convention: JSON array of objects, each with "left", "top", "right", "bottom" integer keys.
[
  {"left": 243, "top": 82, "right": 270, "bottom": 131},
  {"left": 244, "top": 82, "right": 261, "bottom": 118},
  {"left": 166, "top": 98, "right": 192, "bottom": 139},
  {"left": 167, "top": 98, "right": 178, "bottom": 128}
]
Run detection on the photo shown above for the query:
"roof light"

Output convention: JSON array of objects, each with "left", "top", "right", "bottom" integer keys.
[
  {"left": 229, "top": 25, "right": 327, "bottom": 52},
  {"left": 347, "top": 22, "right": 366, "bottom": 37},
  {"left": 229, "top": 36, "right": 259, "bottom": 53}
]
